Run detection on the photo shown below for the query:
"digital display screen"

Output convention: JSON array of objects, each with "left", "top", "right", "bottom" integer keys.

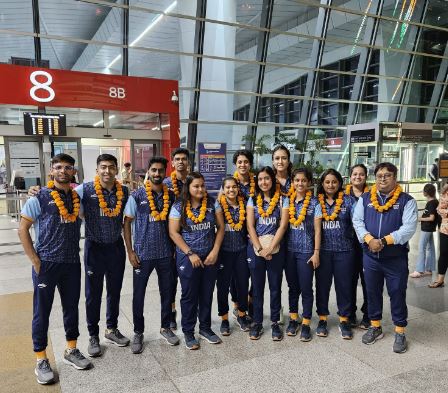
[{"left": 23, "top": 113, "right": 67, "bottom": 136}]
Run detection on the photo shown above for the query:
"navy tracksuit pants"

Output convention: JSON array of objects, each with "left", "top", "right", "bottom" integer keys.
[
  {"left": 170, "top": 257, "right": 178, "bottom": 306},
  {"left": 177, "top": 252, "right": 218, "bottom": 334},
  {"left": 351, "top": 242, "right": 368, "bottom": 318},
  {"left": 32, "top": 261, "right": 81, "bottom": 352},
  {"left": 84, "top": 238, "right": 126, "bottom": 336},
  {"left": 133, "top": 257, "right": 173, "bottom": 333},
  {"left": 316, "top": 250, "right": 354, "bottom": 317},
  {"left": 363, "top": 253, "right": 408, "bottom": 327},
  {"left": 285, "top": 250, "right": 300, "bottom": 314},
  {"left": 287, "top": 251, "right": 314, "bottom": 319},
  {"left": 248, "top": 245, "right": 284, "bottom": 325},
  {"left": 216, "top": 248, "right": 250, "bottom": 316}
]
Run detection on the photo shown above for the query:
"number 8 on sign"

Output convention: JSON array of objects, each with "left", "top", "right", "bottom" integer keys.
[{"left": 30, "top": 71, "right": 56, "bottom": 103}]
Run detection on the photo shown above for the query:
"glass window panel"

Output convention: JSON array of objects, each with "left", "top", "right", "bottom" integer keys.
[
  {"left": 0, "top": 0, "right": 34, "bottom": 32},
  {"left": 263, "top": 65, "right": 308, "bottom": 94},
  {"left": 198, "top": 90, "right": 254, "bottom": 123},
  {"left": 129, "top": 48, "right": 180, "bottom": 79},
  {"left": 269, "top": 1, "right": 320, "bottom": 34},
  {"left": 265, "top": 34, "right": 314, "bottom": 66},
  {"left": 0, "top": 105, "right": 38, "bottom": 126},
  {"left": 382, "top": 0, "right": 428, "bottom": 23},
  {"left": 424, "top": 0, "right": 448, "bottom": 28},
  {"left": 0, "top": 33, "right": 35, "bottom": 64},
  {"left": 109, "top": 111, "right": 160, "bottom": 130},
  {"left": 131, "top": 0, "right": 197, "bottom": 18},
  {"left": 46, "top": 107, "right": 103, "bottom": 128},
  {"left": 326, "top": 10, "right": 370, "bottom": 45}
]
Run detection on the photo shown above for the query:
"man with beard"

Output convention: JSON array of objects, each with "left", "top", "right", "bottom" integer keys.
[
  {"left": 124, "top": 157, "right": 178, "bottom": 353},
  {"left": 19, "top": 154, "right": 91, "bottom": 385}
]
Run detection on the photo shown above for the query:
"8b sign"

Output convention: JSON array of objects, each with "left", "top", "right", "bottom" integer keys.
[{"left": 109, "top": 87, "right": 126, "bottom": 99}]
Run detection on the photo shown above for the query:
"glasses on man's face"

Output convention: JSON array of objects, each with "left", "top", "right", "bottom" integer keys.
[
  {"left": 376, "top": 173, "right": 393, "bottom": 180},
  {"left": 53, "top": 165, "right": 75, "bottom": 172}
]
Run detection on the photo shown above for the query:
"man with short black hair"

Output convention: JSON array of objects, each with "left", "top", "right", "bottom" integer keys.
[{"left": 353, "top": 162, "right": 418, "bottom": 354}]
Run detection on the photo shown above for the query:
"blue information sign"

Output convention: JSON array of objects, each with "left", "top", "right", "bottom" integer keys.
[{"left": 198, "top": 142, "right": 227, "bottom": 193}]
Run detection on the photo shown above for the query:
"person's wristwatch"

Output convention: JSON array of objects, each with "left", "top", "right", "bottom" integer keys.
[
  {"left": 380, "top": 238, "right": 387, "bottom": 247},
  {"left": 187, "top": 250, "right": 194, "bottom": 256}
]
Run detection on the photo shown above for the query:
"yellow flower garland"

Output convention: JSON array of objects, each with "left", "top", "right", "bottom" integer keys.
[
  {"left": 289, "top": 190, "right": 312, "bottom": 227},
  {"left": 276, "top": 181, "right": 293, "bottom": 197},
  {"left": 318, "top": 191, "right": 344, "bottom": 221},
  {"left": 94, "top": 176, "right": 124, "bottom": 217},
  {"left": 47, "top": 180, "right": 80, "bottom": 223},
  {"left": 256, "top": 189, "right": 280, "bottom": 218},
  {"left": 186, "top": 194, "right": 208, "bottom": 223},
  {"left": 220, "top": 195, "right": 245, "bottom": 231},
  {"left": 233, "top": 170, "right": 255, "bottom": 197},
  {"left": 345, "top": 184, "right": 369, "bottom": 196},
  {"left": 171, "top": 171, "right": 181, "bottom": 197},
  {"left": 370, "top": 184, "right": 402, "bottom": 213},
  {"left": 145, "top": 182, "right": 170, "bottom": 221}
]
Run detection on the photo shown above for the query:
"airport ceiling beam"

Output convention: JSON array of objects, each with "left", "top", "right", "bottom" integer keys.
[
  {"left": 122, "top": 0, "right": 129, "bottom": 76},
  {"left": 244, "top": 0, "right": 275, "bottom": 151},
  {"left": 32, "top": 0, "right": 42, "bottom": 66},
  {"left": 345, "top": 0, "right": 384, "bottom": 126},
  {"left": 186, "top": 0, "right": 207, "bottom": 165}
]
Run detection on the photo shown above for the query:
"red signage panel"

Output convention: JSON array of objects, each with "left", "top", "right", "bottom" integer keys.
[{"left": 0, "top": 64, "right": 179, "bottom": 114}]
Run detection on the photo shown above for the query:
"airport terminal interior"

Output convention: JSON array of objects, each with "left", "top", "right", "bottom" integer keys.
[{"left": 1, "top": 0, "right": 448, "bottom": 392}]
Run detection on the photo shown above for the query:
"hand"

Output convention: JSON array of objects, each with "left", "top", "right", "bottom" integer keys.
[
  {"left": 308, "top": 253, "right": 320, "bottom": 269},
  {"left": 204, "top": 250, "right": 218, "bottom": 266},
  {"left": 28, "top": 185, "right": 41, "bottom": 197},
  {"left": 189, "top": 253, "right": 203, "bottom": 268},
  {"left": 368, "top": 239, "right": 383, "bottom": 252},
  {"left": 32, "top": 258, "right": 41, "bottom": 274},
  {"left": 128, "top": 251, "right": 141, "bottom": 268}
]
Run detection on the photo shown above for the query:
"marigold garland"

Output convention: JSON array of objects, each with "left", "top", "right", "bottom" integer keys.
[
  {"left": 186, "top": 194, "right": 208, "bottom": 223},
  {"left": 345, "top": 184, "right": 369, "bottom": 196},
  {"left": 220, "top": 195, "right": 245, "bottom": 230},
  {"left": 145, "top": 182, "right": 170, "bottom": 221},
  {"left": 370, "top": 184, "right": 402, "bottom": 213},
  {"left": 318, "top": 191, "right": 344, "bottom": 221},
  {"left": 171, "top": 171, "right": 181, "bottom": 197},
  {"left": 276, "top": 181, "right": 293, "bottom": 197},
  {"left": 94, "top": 176, "right": 123, "bottom": 217},
  {"left": 289, "top": 190, "right": 312, "bottom": 227},
  {"left": 48, "top": 180, "right": 80, "bottom": 223},
  {"left": 233, "top": 170, "right": 255, "bottom": 197},
  {"left": 257, "top": 189, "right": 281, "bottom": 218}
]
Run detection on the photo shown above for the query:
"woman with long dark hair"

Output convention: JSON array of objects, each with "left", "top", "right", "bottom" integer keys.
[
  {"left": 272, "top": 144, "right": 293, "bottom": 196},
  {"left": 246, "top": 166, "right": 289, "bottom": 341},
  {"left": 315, "top": 169, "right": 355, "bottom": 340},
  {"left": 169, "top": 172, "right": 225, "bottom": 350},
  {"left": 346, "top": 164, "right": 370, "bottom": 329}
]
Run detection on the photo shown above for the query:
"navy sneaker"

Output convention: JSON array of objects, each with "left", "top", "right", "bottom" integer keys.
[
  {"left": 220, "top": 320, "right": 230, "bottom": 336},
  {"left": 184, "top": 333, "right": 200, "bottom": 350},
  {"left": 271, "top": 322, "right": 284, "bottom": 341},
  {"left": 316, "top": 320, "right": 328, "bottom": 337},
  {"left": 286, "top": 318, "right": 300, "bottom": 337},
  {"left": 359, "top": 315, "right": 370, "bottom": 330},
  {"left": 348, "top": 315, "right": 358, "bottom": 328},
  {"left": 170, "top": 310, "right": 177, "bottom": 330},
  {"left": 393, "top": 333, "right": 407, "bottom": 354},
  {"left": 339, "top": 321, "right": 353, "bottom": 340},
  {"left": 249, "top": 323, "right": 263, "bottom": 340},
  {"left": 199, "top": 328, "right": 222, "bottom": 344},
  {"left": 300, "top": 324, "right": 312, "bottom": 342},
  {"left": 236, "top": 314, "right": 251, "bottom": 332},
  {"left": 362, "top": 326, "right": 383, "bottom": 345}
]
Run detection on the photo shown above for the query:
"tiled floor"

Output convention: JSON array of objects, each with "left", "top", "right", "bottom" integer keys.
[{"left": 1, "top": 214, "right": 447, "bottom": 393}]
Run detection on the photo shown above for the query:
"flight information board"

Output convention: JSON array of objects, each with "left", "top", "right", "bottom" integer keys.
[{"left": 23, "top": 113, "right": 67, "bottom": 136}]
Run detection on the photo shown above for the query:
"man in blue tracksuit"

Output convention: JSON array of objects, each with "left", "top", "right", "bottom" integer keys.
[{"left": 353, "top": 162, "right": 417, "bottom": 354}]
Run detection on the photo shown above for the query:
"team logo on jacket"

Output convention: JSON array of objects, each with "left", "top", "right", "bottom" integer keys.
[
  {"left": 323, "top": 220, "right": 341, "bottom": 230},
  {"left": 134, "top": 269, "right": 141, "bottom": 275},
  {"left": 90, "top": 194, "right": 98, "bottom": 199},
  {"left": 140, "top": 201, "right": 148, "bottom": 205},
  {"left": 38, "top": 283, "right": 47, "bottom": 288},
  {"left": 87, "top": 270, "right": 94, "bottom": 276},
  {"left": 393, "top": 203, "right": 400, "bottom": 209}
]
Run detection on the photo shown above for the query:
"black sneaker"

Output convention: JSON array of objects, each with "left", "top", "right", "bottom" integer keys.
[
  {"left": 184, "top": 333, "right": 200, "bottom": 350},
  {"left": 170, "top": 310, "right": 177, "bottom": 330},
  {"left": 359, "top": 315, "right": 370, "bottom": 330},
  {"left": 220, "top": 320, "right": 231, "bottom": 336},
  {"left": 300, "top": 324, "right": 312, "bottom": 342},
  {"left": 249, "top": 323, "right": 263, "bottom": 340},
  {"left": 271, "top": 322, "right": 284, "bottom": 341},
  {"left": 160, "top": 328, "right": 180, "bottom": 346},
  {"left": 236, "top": 314, "right": 251, "bottom": 332},
  {"left": 316, "top": 320, "right": 328, "bottom": 337},
  {"left": 362, "top": 326, "right": 383, "bottom": 345},
  {"left": 199, "top": 328, "right": 222, "bottom": 344},
  {"left": 339, "top": 321, "right": 353, "bottom": 340},
  {"left": 393, "top": 333, "right": 407, "bottom": 354},
  {"left": 87, "top": 335, "right": 102, "bottom": 357},
  {"left": 286, "top": 318, "right": 300, "bottom": 337},
  {"left": 348, "top": 315, "right": 358, "bottom": 328},
  {"left": 131, "top": 333, "right": 144, "bottom": 354}
]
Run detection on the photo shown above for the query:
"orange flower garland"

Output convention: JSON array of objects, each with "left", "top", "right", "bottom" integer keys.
[
  {"left": 276, "top": 181, "right": 293, "bottom": 197},
  {"left": 94, "top": 176, "right": 124, "bottom": 217},
  {"left": 220, "top": 195, "right": 245, "bottom": 230},
  {"left": 186, "top": 194, "right": 208, "bottom": 223},
  {"left": 48, "top": 180, "right": 80, "bottom": 223},
  {"left": 345, "top": 184, "right": 369, "bottom": 196},
  {"left": 257, "top": 189, "right": 280, "bottom": 218},
  {"left": 318, "top": 191, "right": 344, "bottom": 221},
  {"left": 171, "top": 171, "right": 181, "bottom": 197},
  {"left": 233, "top": 171, "right": 255, "bottom": 197},
  {"left": 145, "top": 182, "right": 170, "bottom": 221},
  {"left": 289, "top": 190, "right": 312, "bottom": 227},
  {"left": 370, "top": 184, "right": 402, "bottom": 213}
]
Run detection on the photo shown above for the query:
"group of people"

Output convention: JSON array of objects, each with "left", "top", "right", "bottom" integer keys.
[{"left": 21, "top": 144, "right": 441, "bottom": 386}]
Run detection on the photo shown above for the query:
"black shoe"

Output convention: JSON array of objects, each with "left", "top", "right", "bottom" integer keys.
[
  {"left": 286, "top": 318, "right": 300, "bottom": 337},
  {"left": 271, "top": 322, "right": 283, "bottom": 341},
  {"left": 393, "top": 333, "right": 407, "bottom": 354},
  {"left": 87, "top": 335, "right": 102, "bottom": 357},
  {"left": 236, "top": 314, "right": 251, "bottom": 332},
  {"left": 300, "top": 324, "right": 312, "bottom": 342},
  {"left": 220, "top": 320, "right": 230, "bottom": 336},
  {"left": 131, "top": 333, "right": 144, "bottom": 354},
  {"left": 339, "top": 321, "right": 353, "bottom": 340},
  {"left": 348, "top": 315, "right": 358, "bottom": 328},
  {"left": 362, "top": 326, "right": 383, "bottom": 345},
  {"left": 359, "top": 315, "right": 370, "bottom": 330},
  {"left": 249, "top": 323, "right": 263, "bottom": 340},
  {"left": 184, "top": 333, "right": 199, "bottom": 350},
  {"left": 170, "top": 310, "right": 177, "bottom": 330},
  {"left": 316, "top": 320, "right": 328, "bottom": 337},
  {"left": 199, "top": 328, "right": 222, "bottom": 344}
]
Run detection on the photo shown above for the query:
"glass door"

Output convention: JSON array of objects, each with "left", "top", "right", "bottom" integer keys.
[{"left": 131, "top": 140, "right": 159, "bottom": 188}]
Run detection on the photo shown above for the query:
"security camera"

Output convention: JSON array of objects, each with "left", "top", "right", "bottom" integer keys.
[{"left": 171, "top": 90, "right": 179, "bottom": 103}]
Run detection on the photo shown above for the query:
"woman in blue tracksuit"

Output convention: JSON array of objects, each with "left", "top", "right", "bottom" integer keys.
[
  {"left": 287, "top": 167, "right": 322, "bottom": 342},
  {"left": 315, "top": 169, "right": 355, "bottom": 340},
  {"left": 246, "top": 166, "right": 289, "bottom": 341},
  {"left": 216, "top": 176, "right": 250, "bottom": 336},
  {"left": 168, "top": 172, "right": 225, "bottom": 350}
]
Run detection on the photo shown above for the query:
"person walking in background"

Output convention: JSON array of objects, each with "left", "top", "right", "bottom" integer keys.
[
  {"left": 121, "top": 162, "right": 134, "bottom": 188},
  {"left": 429, "top": 184, "right": 448, "bottom": 288},
  {"left": 410, "top": 184, "right": 438, "bottom": 279},
  {"left": 428, "top": 158, "right": 439, "bottom": 182}
]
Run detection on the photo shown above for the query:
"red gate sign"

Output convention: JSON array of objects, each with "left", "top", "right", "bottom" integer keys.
[{"left": 0, "top": 64, "right": 179, "bottom": 114}]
